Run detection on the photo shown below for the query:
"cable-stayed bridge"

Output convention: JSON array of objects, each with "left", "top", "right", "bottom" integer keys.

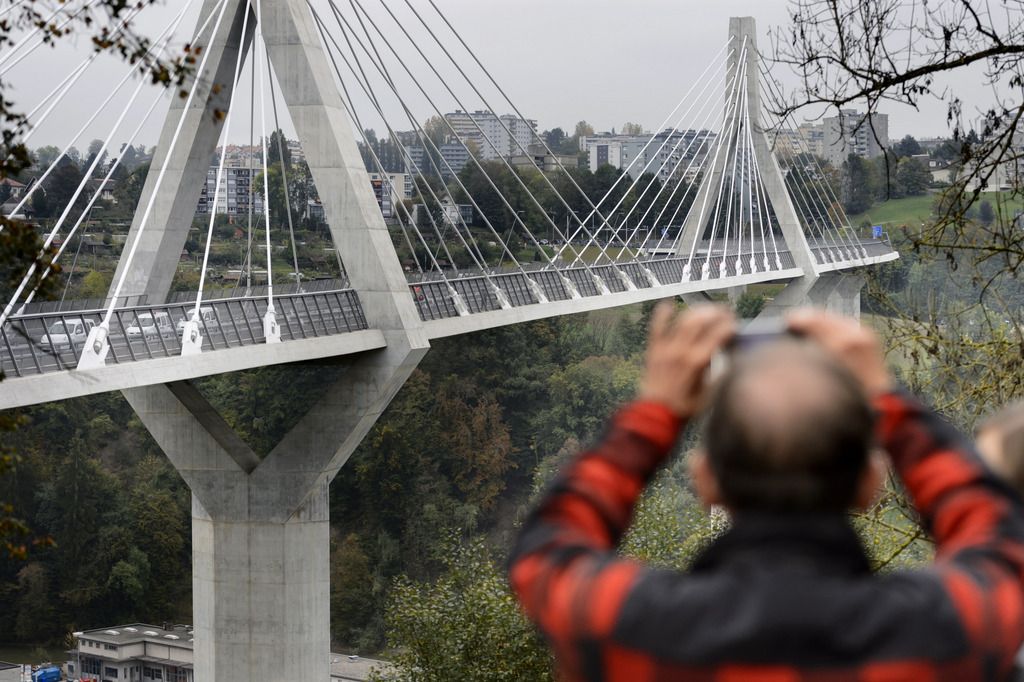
[{"left": 0, "top": 2, "right": 896, "bottom": 680}]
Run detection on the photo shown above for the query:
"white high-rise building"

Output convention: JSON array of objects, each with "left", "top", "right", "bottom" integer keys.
[
  {"left": 822, "top": 109, "right": 889, "bottom": 167},
  {"left": 196, "top": 165, "right": 264, "bottom": 217},
  {"left": 444, "top": 110, "right": 538, "bottom": 160}
]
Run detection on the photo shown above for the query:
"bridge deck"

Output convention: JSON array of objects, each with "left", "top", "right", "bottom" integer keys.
[{"left": 0, "top": 241, "right": 897, "bottom": 409}]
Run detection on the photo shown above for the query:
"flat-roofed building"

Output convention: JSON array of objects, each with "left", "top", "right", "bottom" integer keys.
[{"left": 68, "top": 623, "right": 194, "bottom": 682}]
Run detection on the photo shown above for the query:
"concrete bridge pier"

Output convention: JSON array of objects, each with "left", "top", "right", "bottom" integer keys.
[
  {"left": 123, "top": 337, "right": 427, "bottom": 681},
  {"left": 106, "top": 0, "right": 430, "bottom": 676},
  {"left": 756, "top": 273, "right": 865, "bottom": 320}
]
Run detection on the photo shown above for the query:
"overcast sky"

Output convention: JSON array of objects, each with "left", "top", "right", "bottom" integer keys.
[{"left": 3, "top": 0, "right": 1000, "bottom": 153}]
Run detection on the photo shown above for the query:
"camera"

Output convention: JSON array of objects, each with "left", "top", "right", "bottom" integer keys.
[{"left": 709, "top": 319, "right": 793, "bottom": 380}]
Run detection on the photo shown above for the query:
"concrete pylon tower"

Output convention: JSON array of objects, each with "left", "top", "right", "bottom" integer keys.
[
  {"left": 678, "top": 17, "right": 819, "bottom": 279},
  {"left": 108, "top": 1, "right": 429, "bottom": 680}
]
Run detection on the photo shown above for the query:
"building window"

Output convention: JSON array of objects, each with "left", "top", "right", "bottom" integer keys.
[
  {"left": 105, "top": 667, "right": 119, "bottom": 678},
  {"left": 105, "top": 644, "right": 117, "bottom": 651}
]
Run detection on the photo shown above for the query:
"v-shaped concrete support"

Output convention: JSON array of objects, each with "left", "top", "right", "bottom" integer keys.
[{"left": 112, "top": 1, "right": 430, "bottom": 680}]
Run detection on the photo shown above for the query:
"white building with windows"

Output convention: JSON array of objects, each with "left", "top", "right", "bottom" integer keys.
[
  {"left": 821, "top": 109, "right": 889, "bottom": 167},
  {"left": 195, "top": 163, "right": 264, "bottom": 218},
  {"left": 581, "top": 130, "right": 716, "bottom": 185},
  {"left": 444, "top": 110, "right": 538, "bottom": 161},
  {"left": 68, "top": 624, "right": 194, "bottom": 682},
  {"left": 369, "top": 172, "right": 412, "bottom": 219}
]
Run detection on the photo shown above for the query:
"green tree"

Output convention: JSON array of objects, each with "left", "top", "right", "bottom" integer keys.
[
  {"left": 533, "top": 355, "right": 641, "bottom": 454},
  {"left": 330, "top": 533, "right": 377, "bottom": 650},
  {"left": 842, "top": 154, "right": 878, "bottom": 214},
  {"left": 978, "top": 199, "right": 995, "bottom": 225},
  {"left": 894, "top": 135, "right": 922, "bottom": 157},
  {"left": 894, "top": 157, "right": 931, "bottom": 196},
  {"left": 79, "top": 270, "right": 112, "bottom": 299},
  {"left": 621, "top": 121, "right": 644, "bottom": 136},
  {"left": 543, "top": 127, "right": 566, "bottom": 149},
  {"left": 735, "top": 291, "right": 766, "bottom": 319},
  {"left": 375, "top": 538, "right": 555, "bottom": 682}
]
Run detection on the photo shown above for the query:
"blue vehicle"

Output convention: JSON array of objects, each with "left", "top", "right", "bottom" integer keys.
[{"left": 32, "top": 666, "right": 61, "bottom": 682}]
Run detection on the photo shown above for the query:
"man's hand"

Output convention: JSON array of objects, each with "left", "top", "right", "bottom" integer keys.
[
  {"left": 786, "top": 310, "right": 894, "bottom": 397},
  {"left": 638, "top": 302, "right": 736, "bottom": 417}
]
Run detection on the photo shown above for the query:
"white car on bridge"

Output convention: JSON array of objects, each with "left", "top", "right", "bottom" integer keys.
[
  {"left": 176, "top": 306, "right": 221, "bottom": 335},
  {"left": 37, "top": 318, "right": 96, "bottom": 352},
  {"left": 126, "top": 311, "right": 175, "bottom": 340}
]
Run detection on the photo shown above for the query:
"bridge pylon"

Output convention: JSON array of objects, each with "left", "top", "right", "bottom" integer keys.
[
  {"left": 108, "top": 1, "right": 429, "bottom": 679},
  {"left": 676, "top": 17, "right": 865, "bottom": 316}
]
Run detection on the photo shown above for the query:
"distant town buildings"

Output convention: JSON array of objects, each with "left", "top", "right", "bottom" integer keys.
[
  {"left": 196, "top": 164, "right": 263, "bottom": 218},
  {"left": 821, "top": 109, "right": 889, "bottom": 167},
  {"left": 0, "top": 177, "right": 27, "bottom": 198},
  {"left": 510, "top": 147, "right": 580, "bottom": 173},
  {"left": 404, "top": 139, "right": 472, "bottom": 180},
  {"left": 771, "top": 124, "right": 826, "bottom": 158},
  {"left": 581, "top": 129, "right": 716, "bottom": 185},
  {"left": 369, "top": 172, "right": 413, "bottom": 218},
  {"left": 444, "top": 110, "right": 539, "bottom": 161}
]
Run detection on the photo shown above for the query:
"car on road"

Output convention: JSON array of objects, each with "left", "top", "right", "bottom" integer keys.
[
  {"left": 126, "top": 311, "right": 174, "bottom": 340},
  {"left": 37, "top": 317, "right": 95, "bottom": 352},
  {"left": 176, "top": 306, "right": 221, "bottom": 335}
]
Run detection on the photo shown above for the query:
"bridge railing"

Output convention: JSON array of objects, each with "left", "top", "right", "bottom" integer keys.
[
  {"left": 411, "top": 250, "right": 801, "bottom": 321},
  {"left": 1, "top": 288, "right": 366, "bottom": 379}
]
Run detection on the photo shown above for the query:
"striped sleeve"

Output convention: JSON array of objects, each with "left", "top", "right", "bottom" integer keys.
[
  {"left": 508, "top": 401, "right": 682, "bottom": 674},
  {"left": 875, "top": 390, "right": 1024, "bottom": 674}
]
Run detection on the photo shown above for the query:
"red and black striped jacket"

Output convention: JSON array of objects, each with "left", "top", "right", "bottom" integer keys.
[{"left": 509, "top": 391, "right": 1024, "bottom": 681}]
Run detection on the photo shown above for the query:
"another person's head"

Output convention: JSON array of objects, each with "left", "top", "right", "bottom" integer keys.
[
  {"left": 976, "top": 402, "right": 1024, "bottom": 492},
  {"left": 690, "top": 339, "right": 883, "bottom": 515}
]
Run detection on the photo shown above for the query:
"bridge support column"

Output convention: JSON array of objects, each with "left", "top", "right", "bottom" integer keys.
[
  {"left": 124, "top": 335, "right": 427, "bottom": 681},
  {"left": 756, "top": 273, "right": 865, "bottom": 320},
  {"left": 192, "top": 487, "right": 329, "bottom": 682}
]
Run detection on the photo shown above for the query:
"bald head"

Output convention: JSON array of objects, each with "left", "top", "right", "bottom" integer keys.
[{"left": 704, "top": 340, "right": 875, "bottom": 514}]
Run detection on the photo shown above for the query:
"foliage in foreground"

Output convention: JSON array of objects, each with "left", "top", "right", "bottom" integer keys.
[{"left": 374, "top": 538, "right": 554, "bottom": 682}]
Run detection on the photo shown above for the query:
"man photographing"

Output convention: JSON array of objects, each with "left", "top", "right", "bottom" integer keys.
[{"left": 509, "top": 303, "right": 1024, "bottom": 681}]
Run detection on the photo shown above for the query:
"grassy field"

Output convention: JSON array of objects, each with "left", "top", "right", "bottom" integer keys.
[
  {"left": 849, "top": 195, "right": 936, "bottom": 228},
  {"left": 849, "top": 191, "right": 1024, "bottom": 230}
]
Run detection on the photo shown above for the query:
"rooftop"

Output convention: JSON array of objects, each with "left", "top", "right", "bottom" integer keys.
[{"left": 75, "top": 623, "right": 194, "bottom": 647}]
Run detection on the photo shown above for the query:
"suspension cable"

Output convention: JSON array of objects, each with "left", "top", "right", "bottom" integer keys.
[
  {"left": 0, "top": 0, "right": 197, "bottom": 327},
  {"left": 190, "top": 0, "right": 252, "bottom": 340},
  {"left": 99, "top": 0, "right": 232, "bottom": 330},
  {"left": 386, "top": 0, "right": 631, "bottom": 270},
  {"left": 317, "top": 5, "right": 547, "bottom": 290},
  {"left": 331, "top": 1, "right": 588, "bottom": 286},
  {"left": 605, "top": 60, "right": 731, "bottom": 265},
  {"left": 314, "top": 7, "right": 504, "bottom": 307},
  {"left": 682, "top": 40, "right": 747, "bottom": 279},
  {"left": 20, "top": 84, "right": 168, "bottom": 310}
]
